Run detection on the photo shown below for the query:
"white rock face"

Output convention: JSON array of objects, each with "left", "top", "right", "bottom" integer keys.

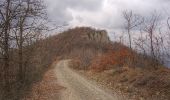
[{"left": 87, "top": 30, "right": 110, "bottom": 43}]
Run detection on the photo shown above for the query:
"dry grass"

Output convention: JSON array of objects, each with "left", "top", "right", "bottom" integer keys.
[
  {"left": 80, "top": 66, "right": 170, "bottom": 100},
  {"left": 67, "top": 34, "right": 170, "bottom": 100},
  {"left": 22, "top": 68, "right": 64, "bottom": 100}
]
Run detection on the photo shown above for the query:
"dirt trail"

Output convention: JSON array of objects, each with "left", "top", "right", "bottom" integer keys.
[{"left": 55, "top": 60, "right": 120, "bottom": 100}]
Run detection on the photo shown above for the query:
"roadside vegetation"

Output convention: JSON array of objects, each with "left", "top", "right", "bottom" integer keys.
[
  {"left": 0, "top": 0, "right": 60, "bottom": 99},
  {"left": 55, "top": 27, "right": 170, "bottom": 100}
]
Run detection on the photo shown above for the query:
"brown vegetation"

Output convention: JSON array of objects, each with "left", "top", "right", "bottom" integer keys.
[
  {"left": 0, "top": 35, "right": 61, "bottom": 99},
  {"left": 0, "top": 0, "right": 50, "bottom": 99},
  {"left": 51, "top": 27, "right": 110, "bottom": 69},
  {"left": 23, "top": 63, "right": 64, "bottom": 100},
  {"left": 64, "top": 27, "right": 170, "bottom": 100},
  {"left": 90, "top": 43, "right": 134, "bottom": 72},
  {"left": 84, "top": 66, "right": 170, "bottom": 100}
]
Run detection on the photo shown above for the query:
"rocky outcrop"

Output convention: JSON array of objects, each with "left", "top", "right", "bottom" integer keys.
[{"left": 87, "top": 29, "right": 110, "bottom": 43}]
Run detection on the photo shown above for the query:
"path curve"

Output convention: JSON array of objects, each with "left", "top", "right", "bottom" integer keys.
[{"left": 55, "top": 60, "right": 119, "bottom": 100}]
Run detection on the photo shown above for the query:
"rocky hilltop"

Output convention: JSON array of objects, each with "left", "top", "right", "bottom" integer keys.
[
  {"left": 86, "top": 29, "right": 110, "bottom": 43},
  {"left": 65, "top": 27, "right": 110, "bottom": 43}
]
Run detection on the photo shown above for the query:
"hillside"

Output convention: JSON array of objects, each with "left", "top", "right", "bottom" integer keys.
[
  {"left": 49, "top": 27, "right": 170, "bottom": 100},
  {"left": 20, "top": 27, "right": 170, "bottom": 100},
  {"left": 47, "top": 27, "right": 110, "bottom": 68}
]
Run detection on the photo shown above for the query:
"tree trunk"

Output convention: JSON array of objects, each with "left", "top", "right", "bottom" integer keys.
[
  {"left": 3, "top": 0, "right": 11, "bottom": 98},
  {"left": 18, "top": 22, "right": 24, "bottom": 83},
  {"left": 128, "top": 28, "right": 132, "bottom": 49}
]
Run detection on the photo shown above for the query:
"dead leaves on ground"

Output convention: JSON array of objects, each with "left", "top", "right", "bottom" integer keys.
[{"left": 23, "top": 70, "right": 64, "bottom": 100}]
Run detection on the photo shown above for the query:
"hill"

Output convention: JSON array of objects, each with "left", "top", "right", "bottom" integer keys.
[
  {"left": 47, "top": 27, "right": 111, "bottom": 68},
  {"left": 48, "top": 27, "right": 170, "bottom": 100},
  {"left": 18, "top": 27, "right": 170, "bottom": 100}
]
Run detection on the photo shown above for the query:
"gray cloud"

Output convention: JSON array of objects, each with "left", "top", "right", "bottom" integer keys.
[
  {"left": 44, "top": 0, "right": 103, "bottom": 24},
  {"left": 44, "top": 0, "right": 170, "bottom": 31}
]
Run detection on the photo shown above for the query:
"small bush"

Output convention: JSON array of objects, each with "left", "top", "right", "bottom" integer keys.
[{"left": 89, "top": 44, "right": 134, "bottom": 72}]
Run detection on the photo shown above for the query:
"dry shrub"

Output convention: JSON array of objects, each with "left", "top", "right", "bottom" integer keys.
[
  {"left": 23, "top": 69, "right": 64, "bottom": 100},
  {"left": 90, "top": 45, "right": 134, "bottom": 72}
]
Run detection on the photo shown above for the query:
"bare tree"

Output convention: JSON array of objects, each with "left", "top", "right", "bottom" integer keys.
[
  {"left": 167, "top": 17, "right": 170, "bottom": 30},
  {"left": 0, "top": 0, "right": 47, "bottom": 99},
  {"left": 167, "top": 17, "right": 170, "bottom": 44},
  {"left": 11, "top": 0, "right": 47, "bottom": 83},
  {"left": 134, "top": 32, "right": 147, "bottom": 56},
  {"left": 144, "top": 14, "right": 158, "bottom": 57},
  {"left": 122, "top": 10, "right": 144, "bottom": 49},
  {"left": 142, "top": 13, "right": 162, "bottom": 67},
  {"left": 166, "top": 17, "right": 170, "bottom": 60},
  {"left": 0, "top": 0, "right": 14, "bottom": 95}
]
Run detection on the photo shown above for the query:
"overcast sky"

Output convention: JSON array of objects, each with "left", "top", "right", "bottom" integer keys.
[{"left": 44, "top": 0, "right": 170, "bottom": 34}]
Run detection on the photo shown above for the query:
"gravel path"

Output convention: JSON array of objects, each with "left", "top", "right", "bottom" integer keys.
[{"left": 55, "top": 60, "right": 119, "bottom": 100}]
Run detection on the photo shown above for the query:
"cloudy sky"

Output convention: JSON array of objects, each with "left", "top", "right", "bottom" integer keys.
[{"left": 44, "top": 0, "right": 170, "bottom": 34}]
